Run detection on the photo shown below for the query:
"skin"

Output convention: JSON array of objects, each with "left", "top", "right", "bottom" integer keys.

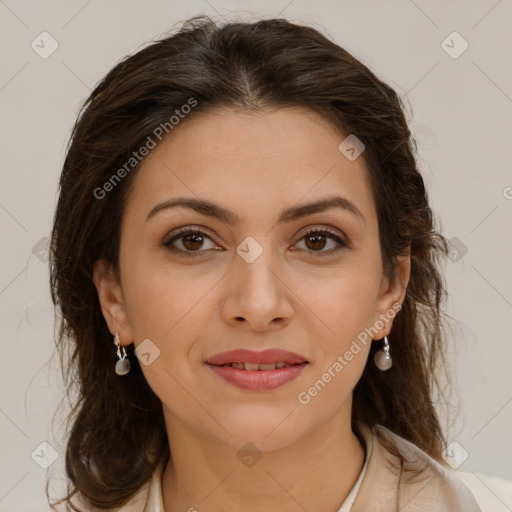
[{"left": 93, "top": 107, "right": 410, "bottom": 512}]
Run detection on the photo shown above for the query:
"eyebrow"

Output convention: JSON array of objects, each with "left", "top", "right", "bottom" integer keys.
[{"left": 146, "top": 195, "right": 366, "bottom": 228}]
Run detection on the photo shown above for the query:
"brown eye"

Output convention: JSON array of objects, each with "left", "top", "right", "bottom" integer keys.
[
  {"left": 163, "top": 228, "right": 218, "bottom": 256},
  {"left": 295, "top": 229, "right": 347, "bottom": 255},
  {"left": 305, "top": 232, "right": 328, "bottom": 251},
  {"left": 163, "top": 227, "right": 347, "bottom": 258},
  {"left": 182, "top": 232, "right": 205, "bottom": 251}
]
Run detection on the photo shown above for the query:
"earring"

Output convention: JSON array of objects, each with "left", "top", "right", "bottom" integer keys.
[
  {"left": 374, "top": 335, "right": 392, "bottom": 371},
  {"left": 114, "top": 332, "right": 131, "bottom": 376}
]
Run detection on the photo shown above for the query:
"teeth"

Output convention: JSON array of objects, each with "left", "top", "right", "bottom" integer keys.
[{"left": 220, "top": 362, "right": 295, "bottom": 370}]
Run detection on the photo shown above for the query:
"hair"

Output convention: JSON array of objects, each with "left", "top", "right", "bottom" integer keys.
[{"left": 48, "top": 15, "right": 451, "bottom": 511}]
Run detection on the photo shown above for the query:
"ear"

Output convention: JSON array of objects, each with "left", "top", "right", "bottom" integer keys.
[
  {"left": 92, "top": 258, "right": 133, "bottom": 346},
  {"left": 373, "top": 250, "right": 411, "bottom": 338}
]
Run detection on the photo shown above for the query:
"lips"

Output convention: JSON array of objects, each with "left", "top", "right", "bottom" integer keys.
[
  {"left": 205, "top": 349, "right": 309, "bottom": 390},
  {"left": 205, "top": 348, "right": 308, "bottom": 367}
]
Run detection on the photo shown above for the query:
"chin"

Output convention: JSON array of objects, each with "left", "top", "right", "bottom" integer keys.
[{"left": 210, "top": 407, "right": 309, "bottom": 452}]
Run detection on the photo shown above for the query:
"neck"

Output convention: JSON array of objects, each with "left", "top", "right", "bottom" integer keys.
[{"left": 161, "top": 409, "right": 365, "bottom": 512}]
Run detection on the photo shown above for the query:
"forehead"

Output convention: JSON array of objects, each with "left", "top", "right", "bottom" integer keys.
[{"left": 124, "top": 107, "right": 376, "bottom": 227}]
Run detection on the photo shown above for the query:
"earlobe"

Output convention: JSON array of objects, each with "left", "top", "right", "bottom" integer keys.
[{"left": 92, "top": 258, "right": 132, "bottom": 344}]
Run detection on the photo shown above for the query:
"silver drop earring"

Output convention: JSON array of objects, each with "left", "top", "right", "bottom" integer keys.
[
  {"left": 374, "top": 335, "right": 392, "bottom": 371},
  {"left": 114, "top": 332, "right": 131, "bottom": 376}
]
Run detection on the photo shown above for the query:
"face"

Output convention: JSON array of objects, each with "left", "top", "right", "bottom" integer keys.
[{"left": 94, "top": 107, "right": 409, "bottom": 452}]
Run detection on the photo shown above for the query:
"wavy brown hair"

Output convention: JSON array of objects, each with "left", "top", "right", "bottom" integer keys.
[{"left": 48, "top": 15, "right": 451, "bottom": 511}]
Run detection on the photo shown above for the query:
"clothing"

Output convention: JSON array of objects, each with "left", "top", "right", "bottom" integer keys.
[
  {"left": 336, "top": 420, "right": 372, "bottom": 511},
  {"left": 349, "top": 422, "right": 482, "bottom": 511},
  {"left": 115, "top": 421, "right": 482, "bottom": 511}
]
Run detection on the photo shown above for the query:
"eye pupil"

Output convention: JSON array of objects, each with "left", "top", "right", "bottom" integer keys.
[
  {"left": 306, "top": 233, "right": 326, "bottom": 251},
  {"left": 183, "top": 233, "right": 203, "bottom": 250}
]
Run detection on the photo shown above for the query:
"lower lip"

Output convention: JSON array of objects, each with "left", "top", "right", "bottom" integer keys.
[{"left": 206, "top": 363, "right": 308, "bottom": 391}]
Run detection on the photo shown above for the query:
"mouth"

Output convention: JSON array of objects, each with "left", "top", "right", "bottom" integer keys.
[
  {"left": 204, "top": 349, "right": 309, "bottom": 391},
  {"left": 214, "top": 361, "right": 302, "bottom": 370},
  {"left": 204, "top": 348, "right": 309, "bottom": 367}
]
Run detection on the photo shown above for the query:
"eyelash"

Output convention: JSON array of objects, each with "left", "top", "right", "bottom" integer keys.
[{"left": 162, "top": 226, "right": 348, "bottom": 257}]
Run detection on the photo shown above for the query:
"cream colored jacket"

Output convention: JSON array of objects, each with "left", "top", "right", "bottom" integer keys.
[{"left": 109, "top": 422, "right": 482, "bottom": 511}]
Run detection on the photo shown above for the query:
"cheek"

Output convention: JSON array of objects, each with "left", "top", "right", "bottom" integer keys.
[
  {"left": 120, "top": 249, "right": 223, "bottom": 356},
  {"left": 294, "top": 274, "right": 377, "bottom": 412},
  {"left": 293, "top": 263, "right": 381, "bottom": 402},
  {"left": 297, "top": 260, "right": 382, "bottom": 341},
  {"left": 124, "top": 274, "right": 203, "bottom": 339}
]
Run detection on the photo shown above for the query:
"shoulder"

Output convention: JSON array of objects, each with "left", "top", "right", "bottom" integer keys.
[{"left": 352, "top": 422, "right": 482, "bottom": 512}]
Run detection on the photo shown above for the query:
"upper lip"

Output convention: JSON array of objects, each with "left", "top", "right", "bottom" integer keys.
[{"left": 205, "top": 349, "right": 308, "bottom": 366}]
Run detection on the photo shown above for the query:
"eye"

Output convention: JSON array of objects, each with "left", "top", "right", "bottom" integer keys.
[
  {"left": 163, "top": 226, "right": 348, "bottom": 257},
  {"left": 293, "top": 228, "right": 347, "bottom": 255},
  {"left": 163, "top": 228, "right": 219, "bottom": 256}
]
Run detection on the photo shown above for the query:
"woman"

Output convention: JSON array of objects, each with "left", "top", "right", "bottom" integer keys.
[{"left": 48, "top": 15, "right": 482, "bottom": 511}]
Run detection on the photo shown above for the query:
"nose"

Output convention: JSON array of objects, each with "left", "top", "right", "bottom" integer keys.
[{"left": 220, "top": 244, "right": 294, "bottom": 332}]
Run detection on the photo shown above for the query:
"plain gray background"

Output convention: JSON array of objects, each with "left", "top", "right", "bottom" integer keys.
[{"left": 1, "top": 1, "right": 511, "bottom": 510}]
